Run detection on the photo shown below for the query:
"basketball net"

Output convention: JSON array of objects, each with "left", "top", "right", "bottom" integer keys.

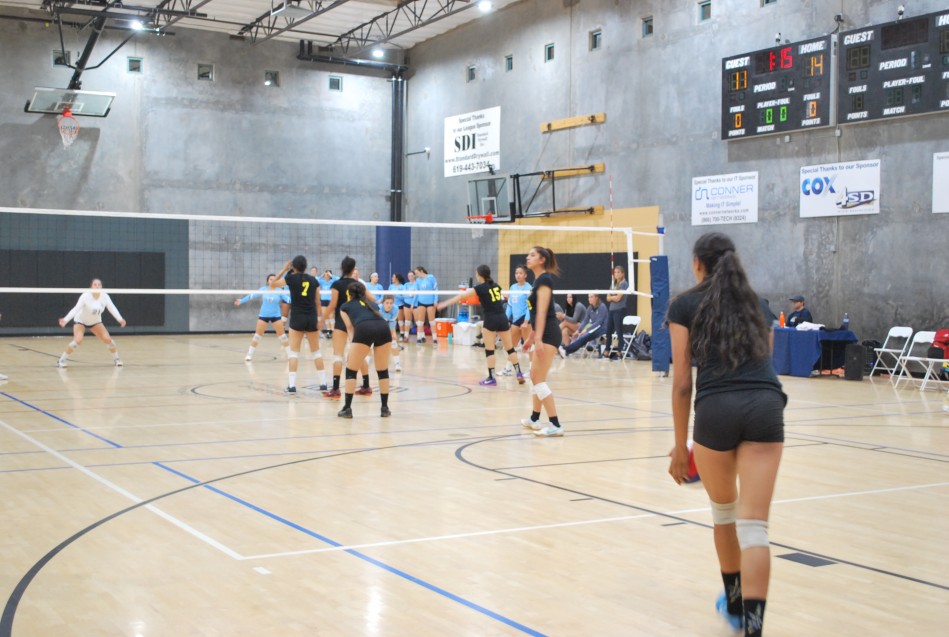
[
  {"left": 467, "top": 213, "right": 491, "bottom": 239},
  {"left": 57, "top": 109, "right": 80, "bottom": 148}
]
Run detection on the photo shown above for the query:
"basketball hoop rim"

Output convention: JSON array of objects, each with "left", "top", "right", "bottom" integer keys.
[{"left": 466, "top": 213, "right": 494, "bottom": 225}]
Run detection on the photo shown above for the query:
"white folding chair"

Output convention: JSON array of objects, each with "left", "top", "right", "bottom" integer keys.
[
  {"left": 891, "top": 331, "right": 935, "bottom": 388},
  {"left": 620, "top": 315, "right": 642, "bottom": 360},
  {"left": 870, "top": 326, "right": 913, "bottom": 376}
]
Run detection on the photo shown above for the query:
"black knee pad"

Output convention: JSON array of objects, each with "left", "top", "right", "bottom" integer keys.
[
  {"left": 484, "top": 349, "right": 495, "bottom": 358},
  {"left": 506, "top": 348, "right": 517, "bottom": 355},
  {"left": 377, "top": 369, "right": 390, "bottom": 380},
  {"left": 345, "top": 368, "right": 358, "bottom": 380}
]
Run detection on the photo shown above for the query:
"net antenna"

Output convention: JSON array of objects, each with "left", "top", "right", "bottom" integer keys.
[
  {"left": 609, "top": 175, "right": 615, "bottom": 288},
  {"left": 57, "top": 108, "right": 80, "bottom": 148}
]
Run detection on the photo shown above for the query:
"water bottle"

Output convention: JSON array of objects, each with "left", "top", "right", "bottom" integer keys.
[
  {"left": 778, "top": 312, "right": 785, "bottom": 328},
  {"left": 842, "top": 313, "right": 850, "bottom": 331}
]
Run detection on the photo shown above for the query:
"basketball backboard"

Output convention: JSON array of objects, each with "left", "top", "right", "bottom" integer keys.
[
  {"left": 25, "top": 87, "right": 115, "bottom": 117},
  {"left": 467, "top": 176, "right": 512, "bottom": 222}
]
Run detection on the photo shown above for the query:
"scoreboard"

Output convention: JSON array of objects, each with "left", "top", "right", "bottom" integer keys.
[
  {"left": 721, "top": 35, "right": 833, "bottom": 139},
  {"left": 839, "top": 9, "right": 949, "bottom": 123}
]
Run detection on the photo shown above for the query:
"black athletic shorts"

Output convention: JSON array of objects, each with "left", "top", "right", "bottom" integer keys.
[
  {"left": 417, "top": 302, "right": 434, "bottom": 308},
  {"left": 483, "top": 313, "right": 510, "bottom": 333},
  {"left": 536, "top": 321, "right": 562, "bottom": 348},
  {"left": 76, "top": 322, "right": 103, "bottom": 328},
  {"left": 353, "top": 320, "right": 393, "bottom": 347},
  {"left": 259, "top": 316, "right": 281, "bottom": 324},
  {"left": 511, "top": 315, "right": 527, "bottom": 327},
  {"left": 693, "top": 388, "right": 786, "bottom": 451},
  {"left": 289, "top": 313, "right": 318, "bottom": 333}
]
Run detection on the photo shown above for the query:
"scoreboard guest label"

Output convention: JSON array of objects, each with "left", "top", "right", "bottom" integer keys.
[
  {"left": 838, "top": 9, "right": 949, "bottom": 123},
  {"left": 721, "top": 36, "right": 833, "bottom": 139}
]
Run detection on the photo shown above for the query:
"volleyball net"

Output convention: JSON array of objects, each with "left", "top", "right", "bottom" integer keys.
[{"left": 0, "top": 206, "right": 661, "bottom": 335}]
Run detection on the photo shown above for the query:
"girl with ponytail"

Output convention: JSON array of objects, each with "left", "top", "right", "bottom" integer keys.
[{"left": 666, "top": 232, "right": 785, "bottom": 637}]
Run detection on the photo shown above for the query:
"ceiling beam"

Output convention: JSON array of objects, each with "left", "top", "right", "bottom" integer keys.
[
  {"left": 330, "top": 0, "right": 477, "bottom": 55},
  {"left": 238, "top": 0, "right": 354, "bottom": 44}
]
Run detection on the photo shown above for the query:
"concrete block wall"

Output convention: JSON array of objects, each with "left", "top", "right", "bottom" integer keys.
[{"left": 403, "top": 0, "right": 949, "bottom": 341}]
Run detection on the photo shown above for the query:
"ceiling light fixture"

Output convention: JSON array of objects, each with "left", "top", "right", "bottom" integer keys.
[
  {"left": 131, "top": 20, "right": 144, "bottom": 30},
  {"left": 271, "top": 1, "right": 312, "bottom": 20},
  {"left": 478, "top": 1, "right": 493, "bottom": 12},
  {"left": 372, "top": 48, "right": 384, "bottom": 58}
]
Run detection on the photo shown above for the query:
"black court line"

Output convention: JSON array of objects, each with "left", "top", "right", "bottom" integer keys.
[{"left": 452, "top": 436, "right": 949, "bottom": 593}]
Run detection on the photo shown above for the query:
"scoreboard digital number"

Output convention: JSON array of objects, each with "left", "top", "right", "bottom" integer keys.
[
  {"left": 721, "top": 35, "right": 833, "bottom": 139},
  {"left": 839, "top": 9, "right": 949, "bottom": 123}
]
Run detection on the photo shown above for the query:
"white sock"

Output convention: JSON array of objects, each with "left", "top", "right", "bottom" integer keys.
[
  {"left": 247, "top": 347, "right": 254, "bottom": 357},
  {"left": 319, "top": 370, "right": 327, "bottom": 384},
  {"left": 288, "top": 372, "right": 297, "bottom": 388},
  {"left": 394, "top": 355, "right": 400, "bottom": 364}
]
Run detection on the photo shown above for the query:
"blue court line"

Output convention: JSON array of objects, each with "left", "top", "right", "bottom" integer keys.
[
  {"left": 153, "top": 461, "right": 548, "bottom": 636},
  {"left": 1, "top": 392, "right": 122, "bottom": 449},
  {"left": 0, "top": 391, "right": 548, "bottom": 636}
]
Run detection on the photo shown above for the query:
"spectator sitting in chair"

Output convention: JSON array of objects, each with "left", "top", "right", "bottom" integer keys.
[
  {"left": 557, "top": 293, "right": 588, "bottom": 347},
  {"left": 558, "top": 294, "right": 608, "bottom": 357},
  {"left": 787, "top": 295, "right": 813, "bottom": 327}
]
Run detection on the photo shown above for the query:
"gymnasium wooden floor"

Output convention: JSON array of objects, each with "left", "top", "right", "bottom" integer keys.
[{"left": 0, "top": 334, "right": 946, "bottom": 636}]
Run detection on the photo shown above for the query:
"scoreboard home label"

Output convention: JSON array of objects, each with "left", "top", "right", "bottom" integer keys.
[
  {"left": 838, "top": 9, "right": 949, "bottom": 123},
  {"left": 721, "top": 36, "right": 833, "bottom": 139}
]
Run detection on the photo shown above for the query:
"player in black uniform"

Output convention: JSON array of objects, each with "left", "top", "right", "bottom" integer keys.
[
  {"left": 520, "top": 246, "right": 563, "bottom": 437},
  {"left": 321, "top": 256, "right": 372, "bottom": 398},
  {"left": 437, "top": 265, "right": 525, "bottom": 386},
  {"left": 272, "top": 255, "right": 327, "bottom": 394},
  {"left": 666, "top": 232, "right": 785, "bottom": 636},
  {"left": 337, "top": 281, "right": 393, "bottom": 418}
]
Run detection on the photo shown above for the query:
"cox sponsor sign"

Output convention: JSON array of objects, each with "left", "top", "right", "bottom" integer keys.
[
  {"left": 691, "top": 171, "right": 758, "bottom": 225},
  {"left": 444, "top": 106, "right": 501, "bottom": 178},
  {"left": 800, "top": 159, "right": 881, "bottom": 217}
]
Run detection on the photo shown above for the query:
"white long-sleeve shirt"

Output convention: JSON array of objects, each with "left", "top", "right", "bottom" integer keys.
[{"left": 63, "top": 292, "right": 124, "bottom": 326}]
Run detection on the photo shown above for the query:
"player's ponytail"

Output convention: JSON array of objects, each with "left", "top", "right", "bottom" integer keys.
[
  {"left": 532, "top": 246, "right": 560, "bottom": 277},
  {"left": 347, "top": 281, "right": 382, "bottom": 318},
  {"left": 291, "top": 255, "right": 307, "bottom": 273},
  {"left": 687, "top": 232, "right": 770, "bottom": 371},
  {"left": 476, "top": 264, "right": 493, "bottom": 284}
]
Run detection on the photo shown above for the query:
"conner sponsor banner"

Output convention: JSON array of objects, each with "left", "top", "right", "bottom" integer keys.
[
  {"left": 799, "top": 159, "right": 881, "bottom": 218},
  {"left": 444, "top": 107, "right": 501, "bottom": 178},
  {"left": 933, "top": 152, "right": 949, "bottom": 214},
  {"left": 691, "top": 171, "right": 758, "bottom": 225}
]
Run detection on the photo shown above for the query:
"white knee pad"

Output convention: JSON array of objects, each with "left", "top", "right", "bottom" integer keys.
[
  {"left": 533, "top": 382, "right": 552, "bottom": 400},
  {"left": 278, "top": 334, "right": 288, "bottom": 343},
  {"left": 287, "top": 351, "right": 299, "bottom": 360},
  {"left": 69, "top": 341, "right": 79, "bottom": 349},
  {"left": 308, "top": 351, "right": 322, "bottom": 361},
  {"left": 333, "top": 355, "right": 343, "bottom": 364},
  {"left": 710, "top": 500, "right": 738, "bottom": 526},
  {"left": 252, "top": 334, "right": 261, "bottom": 343},
  {"left": 736, "top": 519, "right": 769, "bottom": 550}
]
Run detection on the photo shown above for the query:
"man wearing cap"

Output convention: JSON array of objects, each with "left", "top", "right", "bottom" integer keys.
[{"left": 787, "top": 295, "right": 813, "bottom": 327}]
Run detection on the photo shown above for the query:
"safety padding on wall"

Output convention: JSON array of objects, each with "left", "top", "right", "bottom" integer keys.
[{"left": 650, "top": 255, "right": 671, "bottom": 373}]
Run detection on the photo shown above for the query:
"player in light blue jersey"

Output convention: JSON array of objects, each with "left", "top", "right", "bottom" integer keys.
[
  {"left": 318, "top": 270, "right": 338, "bottom": 336},
  {"left": 502, "top": 265, "right": 533, "bottom": 374},
  {"left": 367, "top": 272, "right": 385, "bottom": 294},
  {"left": 234, "top": 274, "right": 291, "bottom": 361},
  {"left": 389, "top": 273, "right": 406, "bottom": 342},
  {"left": 401, "top": 271, "right": 418, "bottom": 342},
  {"left": 413, "top": 266, "right": 439, "bottom": 344},
  {"left": 380, "top": 295, "right": 403, "bottom": 372}
]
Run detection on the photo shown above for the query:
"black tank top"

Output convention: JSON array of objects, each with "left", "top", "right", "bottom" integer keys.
[
  {"left": 285, "top": 272, "right": 318, "bottom": 316},
  {"left": 340, "top": 298, "right": 385, "bottom": 327},
  {"left": 475, "top": 281, "right": 506, "bottom": 316}
]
